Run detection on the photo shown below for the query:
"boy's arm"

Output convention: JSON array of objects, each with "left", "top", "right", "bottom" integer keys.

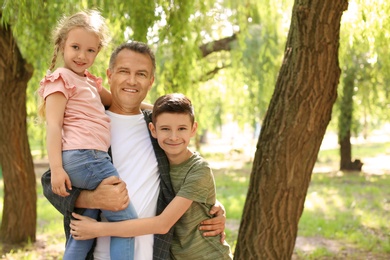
[
  {"left": 70, "top": 196, "right": 193, "bottom": 239},
  {"left": 42, "top": 170, "right": 130, "bottom": 241}
]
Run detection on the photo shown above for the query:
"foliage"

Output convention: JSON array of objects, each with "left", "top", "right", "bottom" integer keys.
[
  {"left": 332, "top": 0, "right": 390, "bottom": 138},
  {"left": 1, "top": 0, "right": 296, "bottom": 157}
]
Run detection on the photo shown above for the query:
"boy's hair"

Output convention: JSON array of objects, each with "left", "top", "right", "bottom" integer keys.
[
  {"left": 109, "top": 41, "right": 156, "bottom": 76},
  {"left": 49, "top": 9, "right": 110, "bottom": 71},
  {"left": 152, "top": 93, "right": 195, "bottom": 124}
]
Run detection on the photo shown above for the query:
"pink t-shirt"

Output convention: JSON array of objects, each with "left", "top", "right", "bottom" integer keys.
[{"left": 39, "top": 68, "right": 110, "bottom": 152}]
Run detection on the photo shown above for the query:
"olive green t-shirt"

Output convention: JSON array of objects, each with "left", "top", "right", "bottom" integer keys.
[{"left": 169, "top": 152, "right": 232, "bottom": 259}]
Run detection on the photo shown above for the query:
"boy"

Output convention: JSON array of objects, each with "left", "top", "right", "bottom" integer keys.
[{"left": 70, "top": 93, "right": 232, "bottom": 259}]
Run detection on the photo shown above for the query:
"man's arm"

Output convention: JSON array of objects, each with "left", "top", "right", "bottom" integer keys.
[
  {"left": 74, "top": 176, "right": 130, "bottom": 211},
  {"left": 42, "top": 170, "right": 130, "bottom": 213},
  {"left": 41, "top": 169, "right": 130, "bottom": 242}
]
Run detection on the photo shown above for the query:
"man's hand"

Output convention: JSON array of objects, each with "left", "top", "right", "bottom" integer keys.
[
  {"left": 88, "top": 176, "right": 130, "bottom": 211},
  {"left": 199, "top": 200, "right": 226, "bottom": 243}
]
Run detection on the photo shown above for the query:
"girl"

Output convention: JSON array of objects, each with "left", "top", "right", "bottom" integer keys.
[{"left": 39, "top": 10, "right": 139, "bottom": 260}]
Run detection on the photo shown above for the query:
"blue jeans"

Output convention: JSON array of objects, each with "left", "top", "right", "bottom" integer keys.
[{"left": 62, "top": 149, "right": 136, "bottom": 260}]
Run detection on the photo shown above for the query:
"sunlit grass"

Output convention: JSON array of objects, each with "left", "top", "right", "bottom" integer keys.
[
  {"left": 1, "top": 142, "right": 390, "bottom": 258},
  {"left": 0, "top": 179, "right": 65, "bottom": 259},
  {"left": 297, "top": 172, "right": 390, "bottom": 256}
]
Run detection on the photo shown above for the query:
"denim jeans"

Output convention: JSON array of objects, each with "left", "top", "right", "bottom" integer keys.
[{"left": 62, "top": 149, "right": 136, "bottom": 260}]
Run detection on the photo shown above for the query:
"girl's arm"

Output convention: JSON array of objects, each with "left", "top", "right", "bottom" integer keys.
[
  {"left": 140, "top": 101, "right": 153, "bottom": 110},
  {"left": 70, "top": 196, "right": 193, "bottom": 239},
  {"left": 99, "top": 87, "right": 112, "bottom": 107},
  {"left": 45, "top": 92, "right": 72, "bottom": 197}
]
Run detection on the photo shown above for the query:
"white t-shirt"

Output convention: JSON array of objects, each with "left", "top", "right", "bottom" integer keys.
[{"left": 93, "top": 111, "right": 160, "bottom": 260}]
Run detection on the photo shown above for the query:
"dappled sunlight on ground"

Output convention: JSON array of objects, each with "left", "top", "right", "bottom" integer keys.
[{"left": 26, "top": 130, "right": 390, "bottom": 259}]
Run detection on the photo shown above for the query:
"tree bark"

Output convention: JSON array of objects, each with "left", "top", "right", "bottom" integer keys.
[
  {"left": 0, "top": 17, "right": 36, "bottom": 245},
  {"left": 234, "top": 1, "right": 348, "bottom": 259}
]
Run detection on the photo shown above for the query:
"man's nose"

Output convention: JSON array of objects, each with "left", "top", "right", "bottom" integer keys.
[{"left": 126, "top": 74, "right": 137, "bottom": 85}]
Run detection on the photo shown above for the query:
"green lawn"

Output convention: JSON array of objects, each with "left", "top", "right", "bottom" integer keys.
[{"left": 1, "top": 142, "right": 390, "bottom": 259}]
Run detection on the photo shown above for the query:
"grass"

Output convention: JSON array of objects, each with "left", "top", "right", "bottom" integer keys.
[{"left": 1, "top": 142, "right": 390, "bottom": 259}]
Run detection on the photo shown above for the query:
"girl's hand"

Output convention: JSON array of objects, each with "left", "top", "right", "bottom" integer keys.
[
  {"left": 51, "top": 167, "right": 72, "bottom": 197},
  {"left": 70, "top": 213, "right": 99, "bottom": 240}
]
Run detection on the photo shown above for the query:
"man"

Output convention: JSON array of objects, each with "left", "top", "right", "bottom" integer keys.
[{"left": 41, "top": 41, "right": 226, "bottom": 260}]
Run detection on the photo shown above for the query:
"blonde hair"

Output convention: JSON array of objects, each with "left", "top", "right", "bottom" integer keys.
[
  {"left": 48, "top": 9, "right": 110, "bottom": 71},
  {"left": 38, "top": 10, "right": 110, "bottom": 119}
]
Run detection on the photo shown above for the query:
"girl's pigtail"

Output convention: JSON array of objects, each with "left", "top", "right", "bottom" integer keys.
[{"left": 48, "top": 44, "right": 60, "bottom": 74}]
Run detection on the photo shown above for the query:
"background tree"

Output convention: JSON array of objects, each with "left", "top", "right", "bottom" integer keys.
[
  {"left": 234, "top": 1, "right": 348, "bottom": 259},
  {"left": 336, "top": 0, "right": 390, "bottom": 171},
  {"left": 0, "top": 12, "right": 36, "bottom": 244},
  {"left": 3, "top": 0, "right": 389, "bottom": 256}
]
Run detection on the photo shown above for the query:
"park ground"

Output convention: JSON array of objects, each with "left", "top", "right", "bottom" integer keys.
[{"left": 2, "top": 128, "right": 390, "bottom": 259}]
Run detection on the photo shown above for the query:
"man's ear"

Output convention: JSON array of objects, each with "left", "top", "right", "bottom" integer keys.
[
  {"left": 106, "top": 69, "right": 112, "bottom": 86},
  {"left": 148, "top": 122, "right": 157, "bottom": 138}
]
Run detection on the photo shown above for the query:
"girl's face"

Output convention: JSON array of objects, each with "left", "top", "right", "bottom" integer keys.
[{"left": 62, "top": 27, "right": 100, "bottom": 76}]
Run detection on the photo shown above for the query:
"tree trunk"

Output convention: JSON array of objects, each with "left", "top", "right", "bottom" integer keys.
[
  {"left": 0, "top": 18, "right": 36, "bottom": 245},
  {"left": 338, "top": 65, "right": 363, "bottom": 171},
  {"left": 234, "top": 1, "right": 348, "bottom": 259}
]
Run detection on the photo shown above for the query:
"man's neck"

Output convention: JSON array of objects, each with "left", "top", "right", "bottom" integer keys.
[{"left": 108, "top": 104, "right": 142, "bottom": 115}]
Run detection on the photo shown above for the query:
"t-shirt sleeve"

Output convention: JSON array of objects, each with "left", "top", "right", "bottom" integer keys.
[
  {"left": 176, "top": 164, "right": 215, "bottom": 204},
  {"left": 38, "top": 69, "right": 76, "bottom": 100}
]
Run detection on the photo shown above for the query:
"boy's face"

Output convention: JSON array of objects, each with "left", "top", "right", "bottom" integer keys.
[{"left": 149, "top": 112, "right": 197, "bottom": 164}]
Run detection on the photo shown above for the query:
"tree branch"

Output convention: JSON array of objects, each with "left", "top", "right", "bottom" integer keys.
[{"left": 199, "top": 33, "right": 238, "bottom": 57}]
